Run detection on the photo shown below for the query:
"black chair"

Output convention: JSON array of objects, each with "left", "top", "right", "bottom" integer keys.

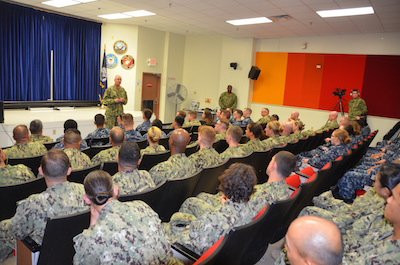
[
  {"left": 191, "top": 132, "right": 199, "bottom": 142},
  {"left": 0, "top": 177, "right": 47, "bottom": 221},
  {"left": 18, "top": 210, "right": 90, "bottom": 265},
  {"left": 139, "top": 130, "right": 148, "bottom": 136},
  {"left": 118, "top": 181, "right": 166, "bottom": 211},
  {"left": 247, "top": 149, "right": 272, "bottom": 184},
  {"left": 214, "top": 139, "right": 229, "bottom": 154},
  {"left": 138, "top": 150, "right": 171, "bottom": 171},
  {"left": 162, "top": 123, "right": 172, "bottom": 128},
  {"left": 43, "top": 141, "right": 59, "bottom": 150},
  {"left": 88, "top": 137, "right": 109, "bottom": 147},
  {"left": 159, "top": 137, "right": 170, "bottom": 150},
  {"left": 185, "top": 144, "right": 199, "bottom": 157},
  {"left": 224, "top": 153, "right": 253, "bottom": 169},
  {"left": 239, "top": 136, "right": 249, "bottom": 144},
  {"left": 191, "top": 125, "right": 200, "bottom": 133},
  {"left": 283, "top": 140, "right": 299, "bottom": 155},
  {"left": 68, "top": 164, "right": 101, "bottom": 184},
  {"left": 182, "top": 126, "right": 192, "bottom": 132},
  {"left": 80, "top": 147, "right": 91, "bottom": 157},
  {"left": 212, "top": 140, "right": 220, "bottom": 150},
  {"left": 86, "top": 145, "right": 112, "bottom": 159},
  {"left": 162, "top": 128, "right": 174, "bottom": 135},
  {"left": 155, "top": 170, "right": 202, "bottom": 222},
  {"left": 192, "top": 161, "right": 227, "bottom": 196},
  {"left": 101, "top": 161, "right": 118, "bottom": 176},
  {"left": 135, "top": 138, "right": 148, "bottom": 149},
  {"left": 7, "top": 154, "right": 43, "bottom": 176}
]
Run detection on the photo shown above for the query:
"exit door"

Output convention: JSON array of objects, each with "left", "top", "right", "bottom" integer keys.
[{"left": 142, "top": 73, "right": 161, "bottom": 118}]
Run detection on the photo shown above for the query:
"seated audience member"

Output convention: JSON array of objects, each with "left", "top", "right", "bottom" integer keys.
[
  {"left": 54, "top": 119, "right": 88, "bottom": 150},
  {"left": 245, "top": 122, "right": 267, "bottom": 152},
  {"left": 201, "top": 109, "right": 215, "bottom": 125},
  {"left": 150, "top": 129, "right": 196, "bottom": 185},
  {"left": 166, "top": 110, "right": 187, "bottom": 129},
  {"left": 116, "top": 114, "right": 124, "bottom": 130},
  {"left": 270, "top": 114, "right": 279, "bottom": 121},
  {"left": 142, "top": 118, "right": 167, "bottom": 139},
  {"left": 4, "top": 125, "right": 47, "bottom": 159},
  {"left": 0, "top": 149, "right": 87, "bottom": 261},
  {"left": 348, "top": 120, "right": 364, "bottom": 143},
  {"left": 287, "top": 110, "right": 300, "bottom": 122},
  {"left": 291, "top": 120, "right": 305, "bottom": 141},
  {"left": 214, "top": 109, "right": 221, "bottom": 123},
  {"left": 301, "top": 129, "right": 350, "bottom": 169},
  {"left": 215, "top": 118, "right": 229, "bottom": 141},
  {"left": 165, "top": 163, "right": 258, "bottom": 256},
  {"left": 226, "top": 108, "right": 235, "bottom": 123},
  {"left": 262, "top": 121, "right": 285, "bottom": 149},
  {"left": 73, "top": 170, "right": 180, "bottom": 265},
  {"left": 279, "top": 121, "right": 294, "bottom": 143},
  {"left": 63, "top": 129, "right": 91, "bottom": 170},
  {"left": 256, "top": 107, "right": 271, "bottom": 124},
  {"left": 231, "top": 109, "right": 243, "bottom": 126},
  {"left": 29, "top": 119, "right": 53, "bottom": 143},
  {"left": 167, "top": 115, "right": 184, "bottom": 137},
  {"left": 91, "top": 127, "right": 125, "bottom": 165},
  {"left": 189, "top": 125, "right": 223, "bottom": 171},
  {"left": 275, "top": 216, "right": 343, "bottom": 265},
  {"left": 220, "top": 109, "right": 232, "bottom": 126},
  {"left": 186, "top": 111, "right": 201, "bottom": 127},
  {"left": 318, "top": 111, "right": 339, "bottom": 132},
  {"left": 135, "top": 108, "right": 152, "bottom": 132},
  {"left": 241, "top": 108, "right": 253, "bottom": 127},
  {"left": 0, "top": 147, "right": 35, "bottom": 184},
  {"left": 220, "top": 126, "right": 251, "bottom": 161},
  {"left": 122, "top": 113, "right": 144, "bottom": 141},
  {"left": 113, "top": 142, "right": 155, "bottom": 195},
  {"left": 85, "top": 114, "right": 110, "bottom": 146},
  {"left": 140, "top": 126, "right": 166, "bottom": 158}
]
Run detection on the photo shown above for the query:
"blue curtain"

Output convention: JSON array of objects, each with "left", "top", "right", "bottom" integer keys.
[{"left": 0, "top": 1, "right": 101, "bottom": 101}]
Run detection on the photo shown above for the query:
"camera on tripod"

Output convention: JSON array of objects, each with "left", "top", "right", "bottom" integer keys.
[{"left": 333, "top": 88, "right": 346, "bottom": 98}]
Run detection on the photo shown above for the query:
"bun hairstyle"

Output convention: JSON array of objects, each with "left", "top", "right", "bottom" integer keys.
[
  {"left": 293, "top": 120, "right": 305, "bottom": 131},
  {"left": 148, "top": 126, "right": 162, "bottom": 143},
  {"left": 267, "top": 121, "right": 283, "bottom": 135},
  {"left": 84, "top": 170, "right": 114, "bottom": 206},
  {"left": 332, "top": 129, "right": 351, "bottom": 144},
  {"left": 247, "top": 122, "right": 265, "bottom": 139}
]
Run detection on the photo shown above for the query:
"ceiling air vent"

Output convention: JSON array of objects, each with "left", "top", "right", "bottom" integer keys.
[{"left": 268, "top": 15, "right": 294, "bottom": 22}]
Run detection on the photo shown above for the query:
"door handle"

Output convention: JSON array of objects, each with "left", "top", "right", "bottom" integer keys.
[{"left": 155, "top": 98, "right": 158, "bottom": 104}]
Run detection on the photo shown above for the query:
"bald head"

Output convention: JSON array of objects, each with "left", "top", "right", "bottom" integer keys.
[
  {"left": 329, "top": 111, "right": 338, "bottom": 121},
  {"left": 110, "top": 127, "right": 125, "bottom": 146},
  {"left": 281, "top": 121, "right": 293, "bottom": 136},
  {"left": 286, "top": 216, "right": 343, "bottom": 265},
  {"left": 13, "top": 125, "right": 30, "bottom": 143},
  {"left": 169, "top": 129, "right": 190, "bottom": 154},
  {"left": 290, "top": 111, "right": 299, "bottom": 121},
  {"left": 339, "top": 116, "right": 350, "bottom": 127}
]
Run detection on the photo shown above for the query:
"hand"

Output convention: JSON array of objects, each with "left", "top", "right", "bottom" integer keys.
[
  {"left": 89, "top": 206, "right": 100, "bottom": 226},
  {"left": 374, "top": 159, "right": 386, "bottom": 165},
  {"left": 120, "top": 98, "right": 125, "bottom": 103},
  {"left": 381, "top": 148, "right": 386, "bottom": 152},
  {"left": 321, "top": 146, "right": 327, "bottom": 150},
  {"left": 324, "top": 138, "right": 330, "bottom": 143},
  {"left": 367, "top": 165, "right": 378, "bottom": 174},
  {"left": 114, "top": 98, "right": 120, "bottom": 103}
]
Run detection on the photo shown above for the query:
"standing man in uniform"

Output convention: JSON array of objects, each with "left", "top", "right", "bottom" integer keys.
[
  {"left": 348, "top": 89, "right": 367, "bottom": 120},
  {"left": 103, "top": 75, "right": 127, "bottom": 129},
  {"left": 219, "top": 85, "right": 237, "bottom": 110}
]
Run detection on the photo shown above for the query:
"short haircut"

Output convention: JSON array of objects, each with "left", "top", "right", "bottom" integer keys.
[
  {"left": 13, "top": 125, "right": 29, "bottom": 138},
  {"left": 188, "top": 110, "right": 197, "bottom": 118},
  {"left": 218, "top": 163, "right": 256, "bottom": 203},
  {"left": 177, "top": 110, "right": 186, "bottom": 119},
  {"left": 94, "top": 114, "right": 105, "bottom": 126},
  {"left": 247, "top": 122, "right": 264, "bottom": 138},
  {"left": 175, "top": 115, "right": 184, "bottom": 127},
  {"left": 227, "top": 126, "right": 243, "bottom": 143},
  {"left": 221, "top": 110, "right": 231, "bottom": 120},
  {"left": 118, "top": 141, "right": 140, "bottom": 168},
  {"left": 41, "top": 149, "right": 70, "bottom": 179},
  {"left": 198, "top": 125, "right": 216, "bottom": 146},
  {"left": 152, "top": 119, "right": 163, "bottom": 130},
  {"left": 274, "top": 151, "right": 296, "bottom": 178},
  {"left": 64, "top": 119, "right": 78, "bottom": 132},
  {"left": 122, "top": 113, "right": 133, "bottom": 126},
  {"left": 110, "top": 127, "right": 124, "bottom": 144},
  {"left": 218, "top": 118, "right": 229, "bottom": 130},
  {"left": 29, "top": 119, "right": 43, "bottom": 134},
  {"left": 244, "top": 108, "right": 252, "bottom": 114},
  {"left": 378, "top": 163, "right": 400, "bottom": 192},
  {"left": 143, "top": 109, "right": 153, "bottom": 120},
  {"left": 262, "top": 107, "right": 269, "bottom": 113},
  {"left": 234, "top": 109, "right": 243, "bottom": 117},
  {"left": 63, "top": 128, "right": 81, "bottom": 145},
  {"left": 148, "top": 126, "right": 162, "bottom": 143},
  {"left": 84, "top": 170, "right": 114, "bottom": 206}
]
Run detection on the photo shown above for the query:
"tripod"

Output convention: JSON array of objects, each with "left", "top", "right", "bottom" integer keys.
[{"left": 333, "top": 96, "right": 346, "bottom": 116}]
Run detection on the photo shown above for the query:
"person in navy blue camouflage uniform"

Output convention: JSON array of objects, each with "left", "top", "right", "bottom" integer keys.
[
  {"left": 85, "top": 114, "right": 110, "bottom": 146},
  {"left": 53, "top": 119, "right": 88, "bottom": 150},
  {"left": 135, "top": 109, "right": 152, "bottom": 132},
  {"left": 241, "top": 108, "right": 253, "bottom": 127},
  {"left": 231, "top": 109, "right": 243, "bottom": 127},
  {"left": 122, "top": 113, "right": 144, "bottom": 142}
]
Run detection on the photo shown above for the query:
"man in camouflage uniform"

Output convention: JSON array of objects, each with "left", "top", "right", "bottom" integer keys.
[
  {"left": 0, "top": 148, "right": 35, "bottom": 184},
  {"left": 185, "top": 110, "right": 201, "bottom": 127},
  {"left": 53, "top": 119, "right": 88, "bottom": 150},
  {"left": 149, "top": 129, "right": 197, "bottom": 185},
  {"left": 348, "top": 89, "right": 367, "bottom": 120},
  {"left": 279, "top": 121, "right": 295, "bottom": 143},
  {"left": 220, "top": 109, "right": 232, "bottom": 127},
  {"left": 112, "top": 141, "right": 155, "bottom": 195},
  {"left": 85, "top": 114, "right": 110, "bottom": 146},
  {"left": 215, "top": 118, "right": 228, "bottom": 141},
  {"left": 256, "top": 107, "right": 271, "bottom": 124},
  {"left": 122, "top": 113, "right": 144, "bottom": 141},
  {"left": 241, "top": 108, "right": 253, "bottom": 127},
  {"left": 135, "top": 108, "right": 153, "bottom": 132},
  {"left": 62, "top": 129, "right": 91, "bottom": 170},
  {"left": 219, "top": 85, "right": 237, "bottom": 110},
  {"left": 91, "top": 127, "right": 125, "bottom": 165},
  {"left": 29, "top": 119, "right": 53, "bottom": 144},
  {"left": 4, "top": 125, "right": 47, "bottom": 159},
  {"left": 103, "top": 75, "right": 127, "bottom": 129},
  {"left": 189, "top": 125, "right": 224, "bottom": 171},
  {"left": 287, "top": 110, "right": 300, "bottom": 122},
  {"left": 0, "top": 149, "right": 87, "bottom": 261},
  {"left": 220, "top": 126, "right": 251, "bottom": 161},
  {"left": 317, "top": 111, "right": 339, "bottom": 132},
  {"left": 231, "top": 109, "right": 243, "bottom": 126}
]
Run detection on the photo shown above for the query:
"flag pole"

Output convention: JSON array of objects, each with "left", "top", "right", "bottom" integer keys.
[{"left": 100, "top": 43, "right": 107, "bottom": 109}]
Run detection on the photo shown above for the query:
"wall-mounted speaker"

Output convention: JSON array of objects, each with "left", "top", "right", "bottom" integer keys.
[
  {"left": 248, "top": 66, "right": 261, "bottom": 80},
  {"left": 0, "top": 102, "right": 4, "bottom": 123}
]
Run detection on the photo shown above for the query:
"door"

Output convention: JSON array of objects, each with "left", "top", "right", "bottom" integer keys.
[{"left": 141, "top": 73, "right": 161, "bottom": 118}]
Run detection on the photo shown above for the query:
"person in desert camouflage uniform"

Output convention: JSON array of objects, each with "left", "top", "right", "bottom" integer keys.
[
  {"left": 0, "top": 149, "right": 87, "bottom": 261},
  {"left": 63, "top": 129, "right": 91, "bottom": 170},
  {"left": 262, "top": 121, "right": 285, "bottom": 150},
  {"left": 4, "top": 125, "right": 47, "bottom": 159},
  {"left": 140, "top": 126, "right": 166, "bottom": 158},
  {"left": 112, "top": 141, "right": 155, "bottom": 196},
  {"left": 220, "top": 125, "right": 251, "bottom": 161},
  {"left": 91, "top": 127, "right": 125, "bottom": 165},
  {"left": 150, "top": 129, "right": 196, "bottom": 186},
  {"left": 0, "top": 148, "right": 35, "bottom": 184},
  {"left": 256, "top": 107, "right": 270, "bottom": 124},
  {"left": 103, "top": 75, "right": 127, "bottom": 129},
  {"left": 73, "top": 170, "right": 181, "bottom": 265},
  {"left": 29, "top": 119, "right": 53, "bottom": 144},
  {"left": 189, "top": 125, "right": 223, "bottom": 171}
]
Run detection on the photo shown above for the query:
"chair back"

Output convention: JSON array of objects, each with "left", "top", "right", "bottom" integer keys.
[
  {"left": 182, "top": 126, "right": 191, "bottom": 132},
  {"left": 101, "top": 161, "right": 118, "bottom": 176},
  {"left": 283, "top": 140, "right": 298, "bottom": 155},
  {"left": 86, "top": 145, "right": 112, "bottom": 159},
  {"left": 118, "top": 182, "right": 166, "bottom": 211},
  {"left": 7, "top": 154, "right": 43, "bottom": 176},
  {"left": 191, "top": 125, "right": 200, "bottom": 133},
  {"left": 159, "top": 137, "right": 170, "bottom": 150},
  {"left": 156, "top": 170, "right": 202, "bottom": 222},
  {"left": 214, "top": 139, "right": 229, "bottom": 154},
  {"left": 138, "top": 150, "right": 171, "bottom": 171},
  {"left": 192, "top": 161, "right": 227, "bottom": 196},
  {"left": 89, "top": 137, "right": 109, "bottom": 147},
  {"left": 68, "top": 164, "right": 101, "bottom": 184},
  {"left": 43, "top": 141, "right": 59, "bottom": 151},
  {"left": 162, "top": 128, "right": 174, "bottom": 135},
  {"left": 224, "top": 153, "right": 253, "bottom": 169},
  {"left": 185, "top": 144, "right": 199, "bottom": 157},
  {"left": 135, "top": 138, "right": 148, "bottom": 149},
  {"left": 191, "top": 132, "right": 199, "bottom": 142},
  {"left": 37, "top": 210, "right": 90, "bottom": 265},
  {"left": 239, "top": 136, "right": 249, "bottom": 144},
  {"left": 0, "top": 177, "right": 47, "bottom": 221},
  {"left": 247, "top": 149, "right": 272, "bottom": 184}
]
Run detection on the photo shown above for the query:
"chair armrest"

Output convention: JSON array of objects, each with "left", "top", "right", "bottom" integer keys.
[
  {"left": 172, "top": 243, "right": 200, "bottom": 261},
  {"left": 288, "top": 185, "right": 296, "bottom": 191},
  {"left": 295, "top": 171, "right": 310, "bottom": 179},
  {"left": 21, "top": 236, "right": 41, "bottom": 252}
]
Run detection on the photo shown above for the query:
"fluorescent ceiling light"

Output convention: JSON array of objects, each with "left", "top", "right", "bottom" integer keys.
[
  {"left": 78, "top": 0, "right": 97, "bottom": 2},
  {"left": 98, "top": 13, "right": 130, "bottom": 20},
  {"left": 123, "top": 10, "right": 156, "bottom": 17},
  {"left": 317, "top": 7, "right": 374, "bottom": 18},
  {"left": 226, "top": 17, "right": 272, "bottom": 26},
  {"left": 42, "top": 0, "right": 96, "bottom": 8}
]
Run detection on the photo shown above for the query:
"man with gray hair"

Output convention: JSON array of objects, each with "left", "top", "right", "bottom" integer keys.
[{"left": 29, "top": 119, "right": 53, "bottom": 143}]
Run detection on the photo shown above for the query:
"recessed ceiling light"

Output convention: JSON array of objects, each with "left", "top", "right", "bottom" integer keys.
[
  {"left": 226, "top": 17, "right": 273, "bottom": 26},
  {"left": 42, "top": 0, "right": 80, "bottom": 8},
  {"left": 317, "top": 7, "right": 374, "bottom": 18},
  {"left": 78, "top": 0, "right": 97, "bottom": 2},
  {"left": 123, "top": 10, "right": 156, "bottom": 17},
  {"left": 98, "top": 13, "right": 131, "bottom": 20}
]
